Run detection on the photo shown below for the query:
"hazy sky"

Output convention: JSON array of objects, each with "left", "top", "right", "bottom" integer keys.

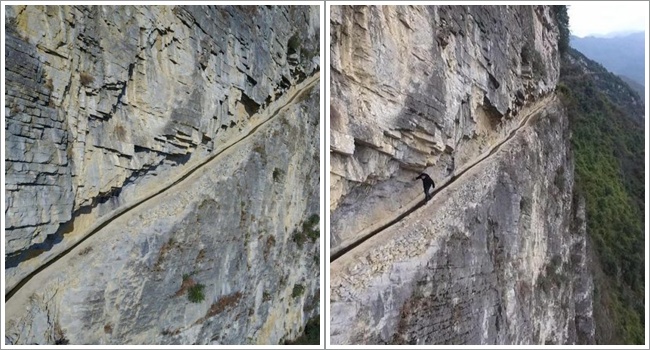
[{"left": 568, "top": 1, "right": 648, "bottom": 37}]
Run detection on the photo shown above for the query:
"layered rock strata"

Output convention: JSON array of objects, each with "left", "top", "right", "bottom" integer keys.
[
  {"left": 329, "top": 5, "right": 594, "bottom": 345},
  {"left": 330, "top": 5, "right": 560, "bottom": 256},
  {"left": 330, "top": 98, "right": 594, "bottom": 344},
  {"left": 5, "top": 4, "right": 320, "bottom": 289},
  {"left": 5, "top": 5, "right": 320, "bottom": 345}
]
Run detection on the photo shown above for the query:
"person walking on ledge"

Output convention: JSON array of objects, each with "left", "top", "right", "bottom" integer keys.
[{"left": 415, "top": 173, "right": 435, "bottom": 201}]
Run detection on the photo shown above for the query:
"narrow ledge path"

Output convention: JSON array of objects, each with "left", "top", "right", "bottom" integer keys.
[
  {"left": 330, "top": 94, "right": 556, "bottom": 263},
  {"left": 5, "top": 71, "right": 320, "bottom": 303}
]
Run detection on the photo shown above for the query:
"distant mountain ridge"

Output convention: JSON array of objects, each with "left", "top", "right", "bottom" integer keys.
[
  {"left": 563, "top": 48, "right": 644, "bottom": 120},
  {"left": 570, "top": 32, "right": 645, "bottom": 88},
  {"left": 575, "top": 29, "right": 642, "bottom": 38}
]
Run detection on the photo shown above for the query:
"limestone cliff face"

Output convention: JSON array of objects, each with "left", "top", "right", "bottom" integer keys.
[
  {"left": 330, "top": 5, "right": 560, "bottom": 255},
  {"left": 5, "top": 5, "right": 320, "bottom": 345},
  {"left": 329, "top": 5, "right": 594, "bottom": 345}
]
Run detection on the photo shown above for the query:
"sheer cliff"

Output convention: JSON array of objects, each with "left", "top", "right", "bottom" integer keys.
[
  {"left": 330, "top": 5, "right": 560, "bottom": 256},
  {"left": 5, "top": 5, "right": 320, "bottom": 345},
  {"left": 329, "top": 5, "right": 595, "bottom": 345}
]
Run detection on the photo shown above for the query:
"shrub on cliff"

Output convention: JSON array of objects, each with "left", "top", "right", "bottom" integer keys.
[
  {"left": 552, "top": 5, "right": 570, "bottom": 54},
  {"left": 188, "top": 283, "right": 206, "bottom": 303},
  {"left": 292, "top": 284, "right": 305, "bottom": 298},
  {"left": 283, "top": 315, "right": 320, "bottom": 345},
  {"left": 292, "top": 214, "right": 320, "bottom": 247}
]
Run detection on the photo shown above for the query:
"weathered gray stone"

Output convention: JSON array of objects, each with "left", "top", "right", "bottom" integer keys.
[
  {"left": 329, "top": 5, "right": 561, "bottom": 255},
  {"left": 329, "top": 5, "right": 594, "bottom": 345},
  {"left": 5, "top": 3, "right": 319, "bottom": 278},
  {"left": 331, "top": 99, "right": 594, "bottom": 345},
  {"left": 4, "top": 4, "right": 320, "bottom": 345}
]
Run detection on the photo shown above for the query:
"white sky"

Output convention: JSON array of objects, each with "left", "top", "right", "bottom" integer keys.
[{"left": 568, "top": 1, "right": 649, "bottom": 37}]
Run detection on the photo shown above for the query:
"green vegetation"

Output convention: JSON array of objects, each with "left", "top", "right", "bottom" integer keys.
[
  {"left": 292, "top": 284, "right": 305, "bottom": 298},
  {"left": 304, "top": 214, "right": 320, "bottom": 241},
  {"left": 292, "top": 214, "right": 320, "bottom": 247},
  {"left": 283, "top": 315, "right": 320, "bottom": 345},
  {"left": 559, "top": 48, "right": 644, "bottom": 344},
  {"left": 552, "top": 5, "right": 570, "bottom": 54},
  {"left": 188, "top": 283, "right": 206, "bottom": 303},
  {"left": 292, "top": 229, "right": 307, "bottom": 247}
]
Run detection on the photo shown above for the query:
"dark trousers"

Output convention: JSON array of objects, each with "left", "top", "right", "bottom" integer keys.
[{"left": 423, "top": 182, "right": 433, "bottom": 200}]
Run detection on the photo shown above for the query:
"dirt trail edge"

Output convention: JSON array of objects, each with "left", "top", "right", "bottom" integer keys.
[
  {"left": 5, "top": 72, "right": 320, "bottom": 303},
  {"left": 330, "top": 94, "right": 556, "bottom": 263}
]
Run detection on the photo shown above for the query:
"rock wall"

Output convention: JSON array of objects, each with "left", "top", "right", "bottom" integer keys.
[
  {"left": 329, "top": 5, "right": 594, "bottom": 345},
  {"left": 330, "top": 98, "right": 594, "bottom": 345},
  {"left": 4, "top": 5, "right": 320, "bottom": 345},
  {"left": 5, "top": 4, "right": 318, "bottom": 289},
  {"left": 330, "top": 5, "right": 560, "bottom": 255}
]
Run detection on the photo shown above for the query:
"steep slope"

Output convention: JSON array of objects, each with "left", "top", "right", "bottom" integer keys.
[
  {"left": 329, "top": 5, "right": 594, "bottom": 345},
  {"left": 559, "top": 48, "right": 645, "bottom": 344},
  {"left": 5, "top": 5, "right": 320, "bottom": 345}
]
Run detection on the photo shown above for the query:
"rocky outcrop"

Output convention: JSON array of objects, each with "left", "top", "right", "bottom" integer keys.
[
  {"left": 329, "top": 5, "right": 594, "bottom": 345},
  {"left": 5, "top": 5, "right": 320, "bottom": 345},
  {"left": 5, "top": 5, "right": 319, "bottom": 289},
  {"left": 330, "top": 5, "right": 560, "bottom": 256},
  {"left": 5, "top": 4, "right": 318, "bottom": 287},
  {"left": 330, "top": 98, "right": 594, "bottom": 345}
]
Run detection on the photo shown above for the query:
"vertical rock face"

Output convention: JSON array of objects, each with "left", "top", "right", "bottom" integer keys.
[
  {"left": 5, "top": 25, "right": 74, "bottom": 257},
  {"left": 5, "top": 4, "right": 319, "bottom": 287},
  {"left": 329, "top": 5, "right": 594, "bottom": 345},
  {"left": 330, "top": 98, "right": 594, "bottom": 345},
  {"left": 5, "top": 5, "right": 320, "bottom": 345},
  {"left": 330, "top": 5, "right": 560, "bottom": 255}
]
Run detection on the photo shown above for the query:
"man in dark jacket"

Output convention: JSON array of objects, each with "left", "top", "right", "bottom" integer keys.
[{"left": 415, "top": 173, "right": 435, "bottom": 201}]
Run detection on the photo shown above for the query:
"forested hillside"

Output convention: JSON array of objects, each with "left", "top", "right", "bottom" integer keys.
[{"left": 558, "top": 47, "right": 645, "bottom": 344}]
